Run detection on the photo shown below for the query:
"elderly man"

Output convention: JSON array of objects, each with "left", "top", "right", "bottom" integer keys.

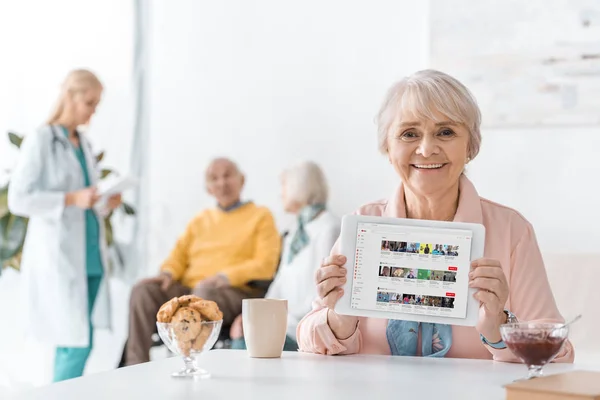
[{"left": 124, "top": 158, "right": 281, "bottom": 365}]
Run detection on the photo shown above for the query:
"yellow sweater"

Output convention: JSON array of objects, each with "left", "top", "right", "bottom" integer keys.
[{"left": 161, "top": 203, "right": 281, "bottom": 288}]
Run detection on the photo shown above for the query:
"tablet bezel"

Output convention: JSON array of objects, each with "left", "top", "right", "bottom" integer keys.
[{"left": 334, "top": 214, "right": 485, "bottom": 327}]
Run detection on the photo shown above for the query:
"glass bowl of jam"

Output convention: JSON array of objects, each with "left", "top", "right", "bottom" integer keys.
[{"left": 500, "top": 322, "right": 569, "bottom": 379}]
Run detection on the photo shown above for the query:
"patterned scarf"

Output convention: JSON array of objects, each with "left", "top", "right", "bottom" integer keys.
[
  {"left": 387, "top": 320, "right": 452, "bottom": 357},
  {"left": 286, "top": 203, "right": 326, "bottom": 264}
]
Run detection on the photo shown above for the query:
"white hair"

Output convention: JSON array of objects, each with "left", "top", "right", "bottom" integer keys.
[
  {"left": 376, "top": 69, "right": 482, "bottom": 160},
  {"left": 282, "top": 161, "right": 328, "bottom": 206}
]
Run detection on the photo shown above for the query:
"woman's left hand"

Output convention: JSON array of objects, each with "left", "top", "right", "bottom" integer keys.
[
  {"left": 107, "top": 194, "right": 122, "bottom": 210},
  {"left": 230, "top": 314, "right": 243, "bottom": 339},
  {"left": 469, "top": 258, "right": 510, "bottom": 342}
]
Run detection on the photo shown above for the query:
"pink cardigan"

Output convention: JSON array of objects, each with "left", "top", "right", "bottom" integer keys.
[{"left": 296, "top": 175, "right": 574, "bottom": 363}]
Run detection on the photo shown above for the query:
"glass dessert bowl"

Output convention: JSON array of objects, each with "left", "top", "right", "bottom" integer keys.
[
  {"left": 156, "top": 320, "right": 222, "bottom": 378},
  {"left": 500, "top": 322, "right": 569, "bottom": 380}
]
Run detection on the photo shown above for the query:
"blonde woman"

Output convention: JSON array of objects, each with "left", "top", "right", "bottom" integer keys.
[
  {"left": 297, "top": 70, "right": 574, "bottom": 362},
  {"left": 230, "top": 161, "right": 340, "bottom": 351},
  {"left": 8, "top": 69, "right": 122, "bottom": 381}
]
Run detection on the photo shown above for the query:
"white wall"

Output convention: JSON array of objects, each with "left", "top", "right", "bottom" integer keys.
[
  {"left": 146, "top": 0, "right": 430, "bottom": 272},
  {"left": 0, "top": 0, "right": 135, "bottom": 181},
  {"left": 468, "top": 126, "right": 600, "bottom": 253}
]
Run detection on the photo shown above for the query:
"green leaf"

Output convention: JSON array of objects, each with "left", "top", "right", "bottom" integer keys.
[
  {"left": 104, "top": 217, "right": 114, "bottom": 247},
  {"left": 0, "top": 185, "right": 9, "bottom": 218},
  {"left": 101, "top": 169, "right": 113, "bottom": 179},
  {"left": 96, "top": 152, "right": 105, "bottom": 163},
  {"left": 0, "top": 213, "right": 28, "bottom": 263},
  {"left": 3, "top": 252, "right": 22, "bottom": 272},
  {"left": 121, "top": 202, "right": 136, "bottom": 215},
  {"left": 7, "top": 132, "right": 23, "bottom": 148}
]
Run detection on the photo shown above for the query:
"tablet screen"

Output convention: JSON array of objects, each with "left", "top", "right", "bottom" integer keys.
[{"left": 350, "top": 222, "right": 473, "bottom": 319}]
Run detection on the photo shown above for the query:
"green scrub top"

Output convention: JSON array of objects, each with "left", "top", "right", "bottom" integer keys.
[{"left": 61, "top": 126, "right": 104, "bottom": 277}]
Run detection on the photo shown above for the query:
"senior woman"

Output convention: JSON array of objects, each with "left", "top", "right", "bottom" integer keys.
[
  {"left": 230, "top": 161, "right": 340, "bottom": 351},
  {"left": 296, "top": 69, "right": 574, "bottom": 362}
]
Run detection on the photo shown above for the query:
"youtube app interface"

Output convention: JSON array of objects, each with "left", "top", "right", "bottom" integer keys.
[{"left": 350, "top": 222, "right": 472, "bottom": 319}]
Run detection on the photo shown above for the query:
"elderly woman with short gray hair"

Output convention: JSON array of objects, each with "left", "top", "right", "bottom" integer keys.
[
  {"left": 296, "top": 70, "right": 574, "bottom": 362},
  {"left": 230, "top": 161, "right": 340, "bottom": 351}
]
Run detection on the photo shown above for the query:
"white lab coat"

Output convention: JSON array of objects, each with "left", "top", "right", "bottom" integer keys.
[{"left": 8, "top": 125, "right": 111, "bottom": 347}]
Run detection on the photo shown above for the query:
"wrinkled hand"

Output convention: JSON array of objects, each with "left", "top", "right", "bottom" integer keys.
[
  {"left": 469, "top": 258, "right": 510, "bottom": 342},
  {"left": 107, "top": 193, "right": 122, "bottom": 210},
  {"left": 230, "top": 314, "right": 243, "bottom": 339},
  {"left": 316, "top": 255, "right": 348, "bottom": 309},
  {"left": 202, "top": 274, "right": 229, "bottom": 289},
  {"left": 140, "top": 272, "right": 173, "bottom": 292},
  {"left": 315, "top": 255, "right": 358, "bottom": 339},
  {"left": 67, "top": 187, "right": 99, "bottom": 209}
]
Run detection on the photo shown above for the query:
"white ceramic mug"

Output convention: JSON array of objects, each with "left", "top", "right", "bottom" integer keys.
[{"left": 242, "top": 299, "right": 288, "bottom": 358}]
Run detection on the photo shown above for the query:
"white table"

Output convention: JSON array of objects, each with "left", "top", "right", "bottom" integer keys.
[{"left": 8, "top": 350, "right": 600, "bottom": 400}]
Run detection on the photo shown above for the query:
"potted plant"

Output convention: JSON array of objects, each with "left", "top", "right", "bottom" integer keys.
[{"left": 0, "top": 131, "right": 136, "bottom": 275}]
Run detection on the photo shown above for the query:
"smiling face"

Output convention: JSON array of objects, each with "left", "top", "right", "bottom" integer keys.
[
  {"left": 386, "top": 107, "right": 470, "bottom": 198},
  {"left": 377, "top": 70, "right": 482, "bottom": 199}
]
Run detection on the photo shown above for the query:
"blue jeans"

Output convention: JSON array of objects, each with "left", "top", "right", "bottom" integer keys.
[
  {"left": 231, "top": 335, "right": 299, "bottom": 352},
  {"left": 53, "top": 275, "right": 102, "bottom": 382}
]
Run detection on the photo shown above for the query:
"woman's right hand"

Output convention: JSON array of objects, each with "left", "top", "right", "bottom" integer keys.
[
  {"left": 316, "top": 254, "right": 359, "bottom": 339},
  {"left": 66, "top": 187, "right": 99, "bottom": 209}
]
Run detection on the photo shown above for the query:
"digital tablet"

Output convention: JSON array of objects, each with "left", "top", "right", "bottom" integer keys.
[{"left": 335, "top": 214, "right": 485, "bottom": 326}]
